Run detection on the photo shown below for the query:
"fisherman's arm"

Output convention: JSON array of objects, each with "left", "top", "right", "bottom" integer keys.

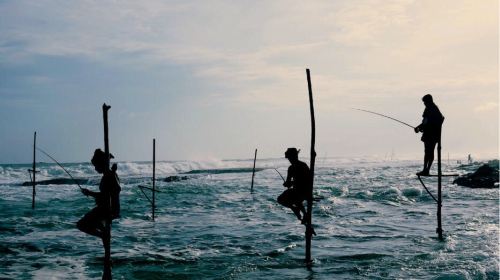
[
  {"left": 81, "top": 188, "right": 99, "bottom": 197},
  {"left": 415, "top": 108, "right": 430, "bottom": 133},
  {"left": 283, "top": 166, "right": 293, "bottom": 188},
  {"left": 415, "top": 117, "right": 428, "bottom": 133}
]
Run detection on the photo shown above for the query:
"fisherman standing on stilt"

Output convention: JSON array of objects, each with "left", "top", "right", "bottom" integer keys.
[
  {"left": 277, "top": 148, "right": 311, "bottom": 223},
  {"left": 77, "top": 149, "right": 121, "bottom": 263},
  {"left": 414, "top": 94, "right": 444, "bottom": 176}
]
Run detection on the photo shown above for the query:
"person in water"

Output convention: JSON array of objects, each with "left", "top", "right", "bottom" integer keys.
[
  {"left": 77, "top": 149, "right": 121, "bottom": 258},
  {"left": 277, "top": 148, "right": 311, "bottom": 223},
  {"left": 414, "top": 94, "right": 444, "bottom": 176}
]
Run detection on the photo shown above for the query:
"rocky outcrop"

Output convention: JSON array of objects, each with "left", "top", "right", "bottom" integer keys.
[
  {"left": 164, "top": 175, "right": 189, "bottom": 182},
  {"left": 453, "top": 160, "right": 499, "bottom": 188},
  {"left": 21, "top": 178, "right": 88, "bottom": 186}
]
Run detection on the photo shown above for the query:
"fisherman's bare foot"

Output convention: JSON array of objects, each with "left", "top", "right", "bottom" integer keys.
[{"left": 417, "top": 170, "right": 430, "bottom": 176}]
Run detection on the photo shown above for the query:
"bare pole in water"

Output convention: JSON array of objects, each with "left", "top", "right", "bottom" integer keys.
[
  {"left": 102, "top": 103, "right": 112, "bottom": 279},
  {"left": 31, "top": 132, "right": 36, "bottom": 209},
  {"left": 251, "top": 149, "right": 257, "bottom": 191},
  {"left": 152, "top": 138, "right": 156, "bottom": 221},
  {"left": 437, "top": 125, "right": 443, "bottom": 240},
  {"left": 305, "top": 68, "right": 316, "bottom": 264}
]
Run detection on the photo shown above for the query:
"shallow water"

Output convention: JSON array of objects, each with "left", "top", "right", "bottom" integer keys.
[{"left": 1, "top": 158, "right": 498, "bottom": 279}]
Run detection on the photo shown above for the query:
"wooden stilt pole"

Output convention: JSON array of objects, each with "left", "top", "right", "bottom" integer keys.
[
  {"left": 437, "top": 126, "right": 443, "bottom": 241},
  {"left": 305, "top": 69, "right": 316, "bottom": 264},
  {"left": 32, "top": 132, "right": 36, "bottom": 209},
  {"left": 152, "top": 138, "right": 156, "bottom": 221},
  {"left": 251, "top": 149, "right": 257, "bottom": 191},
  {"left": 102, "top": 104, "right": 112, "bottom": 279}
]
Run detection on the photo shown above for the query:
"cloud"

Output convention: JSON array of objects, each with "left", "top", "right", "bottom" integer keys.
[
  {"left": 0, "top": 0, "right": 497, "bottom": 161},
  {"left": 330, "top": 0, "right": 416, "bottom": 46},
  {"left": 0, "top": 0, "right": 497, "bottom": 108},
  {"left": 474, "top": 102, "right": 498, "bottom": 112}
]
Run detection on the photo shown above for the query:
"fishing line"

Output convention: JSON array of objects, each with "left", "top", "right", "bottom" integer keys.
[
  {"left": 274, "top": 168, "right": 285, "bottom": 182},
  {"left": 36, "top": 147, "right": 84, "bottom": 191},
  {"left": 352, "top": 108, "right": 415, "bottom": 129}
]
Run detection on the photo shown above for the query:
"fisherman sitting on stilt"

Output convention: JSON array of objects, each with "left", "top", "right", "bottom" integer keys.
[
  {"left": 77, "top": 149, "right": 121, "bottom": 258},
  {"left": 414, "top": 94, "right": 444, "bottom": 176},
  {"left": 277, "top": 148, "right": 311, "bottom": 224}
]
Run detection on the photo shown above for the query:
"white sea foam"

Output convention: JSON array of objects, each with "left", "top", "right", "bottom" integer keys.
[{"left": 0, "top": 158, "right": 498, "bottom": 279}]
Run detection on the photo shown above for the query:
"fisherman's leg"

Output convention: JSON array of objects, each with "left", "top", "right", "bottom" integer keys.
[
  {"left": 297, "top": 202, "right": 307, "bottom": 224},
  {"left": 290, "top": 195, "right": 305, "bottom": 221},
  {"left": 424, "top": 141, "right": 437, "bottom": 171},
  {"left": 77, "top": 208, "right": 104, "bottom": 238},
  {"left": 277, "top": 190, "right": 293, "bottom": 208},
  {"left": 423, "top": 143, "right": 430, "bottom": 169},
  {"left": 418, "top": 143, "right": 427, "bottom": 175},
  {"left": 102, "top": 221, "right": 111, "bottom": 260},
  {"left": 77, "top": 221, "right": 102, "bottom": 238},
  {"left": 418, "top": 143, "right": 430, "bottom": 175},
  {"left": 290, "top": 205, "right": 302, "bottom": 220},
  {"left": 298, "top": 202, "right": 306, "bottom": 216}
]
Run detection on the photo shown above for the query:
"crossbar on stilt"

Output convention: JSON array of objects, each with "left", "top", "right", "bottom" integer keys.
[{"left": 415, "top": 125, "right": 457, "bottom": 241}]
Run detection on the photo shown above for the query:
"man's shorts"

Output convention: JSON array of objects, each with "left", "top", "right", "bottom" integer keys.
[{"left": 278, "top": 188, "right": 305, "bottom": 206}]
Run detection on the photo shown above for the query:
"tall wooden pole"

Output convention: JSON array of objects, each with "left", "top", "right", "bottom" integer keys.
[
  {"left": 32, "top": 132, "right": 36, "bottom": 209},
  {"left": 437, "top": 126, "right": 443, "bottom": 240},
  {"left": 152, "top": 138, "right": 156, "bottom": 221},
  {"left": 251, "top": 149, "right": 257, "bottom": 191},
  {"left": 305, "top": 68, "right": 316, "bottom": 263},
  {"left": 102, "top": 103, "right": 112, "bottom": 279},
  {"left": 103, "top": 105, "right": 111, "bottom": 171}
]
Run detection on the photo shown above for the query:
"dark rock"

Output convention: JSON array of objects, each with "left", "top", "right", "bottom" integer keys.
[
  {"left": 21, "top": 178, "right": 88, "bottom": 186},
  {"left": 453, "top": 160, "right": 499, "bottom": 188},
  {"left": 164, "top": 175, "right": 188, "bottom": 182}
]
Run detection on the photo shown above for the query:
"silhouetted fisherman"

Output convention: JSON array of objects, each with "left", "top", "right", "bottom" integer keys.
[
  {"left": 414, "top": 94, "right": 444, "bottom": 176},
  {"left": 77, "top": 149, "right": 121, "bottom": 260},
  {"left": 277, "top": 148, "right": 311, "bottom": 223}
]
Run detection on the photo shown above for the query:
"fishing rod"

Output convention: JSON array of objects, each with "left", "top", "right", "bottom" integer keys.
[
  {"left": 274, "top": 168, "right": 285, "bottom": 182},
  {"left": 36, "top": 147, "right": 84, "bottom": 191},
  {"left": 352, "top": 108, "right": 415, "bottom": 129}
]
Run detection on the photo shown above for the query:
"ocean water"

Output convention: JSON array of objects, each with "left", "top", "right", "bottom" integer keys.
[{"left": 0, "top": 157, "right": 498, "bottom": 280}]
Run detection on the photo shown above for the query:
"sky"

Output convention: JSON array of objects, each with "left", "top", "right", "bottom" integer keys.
[{"left": 0, "top": 0, "right": 498, "bottom": 163}]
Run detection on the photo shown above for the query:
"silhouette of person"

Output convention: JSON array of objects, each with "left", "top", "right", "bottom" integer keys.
[
  {"left": 77, "top": 149, "right": 121, "bottom": 258},
  {"left": 277, "top": 148, "right": 311, "bottom": 223},
  {"left": 414, "top": 94, "right": 444, "bottom": 176}
]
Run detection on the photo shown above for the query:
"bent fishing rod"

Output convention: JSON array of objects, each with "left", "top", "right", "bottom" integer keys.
[
  {"left": 274, "top": 168, "right": 285, "bottom": 182},
  {"left": 36, "top": 147, "right": 84, "bottom": 191},
  {"left": 352, "top": 108, "right": 415, "bottom": 129}
]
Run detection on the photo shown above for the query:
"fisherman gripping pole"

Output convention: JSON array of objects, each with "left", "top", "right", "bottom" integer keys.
[
  {"left": 29, "top": 132, "right": 38, "bottom": 209},
  {"left": 102, "top": 103, "right": 112, "bottom": 279},
  {"left": 305, "top": 68, "right": 316, "bottom": 264}
]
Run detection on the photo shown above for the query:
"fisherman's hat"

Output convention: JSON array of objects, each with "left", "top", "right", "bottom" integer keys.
[
  {"left": 91, "top": 148, "right": 114, "bottom": 165},
  {"left": 285, "top": 148, "right": 299, "bottom": 158}
]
